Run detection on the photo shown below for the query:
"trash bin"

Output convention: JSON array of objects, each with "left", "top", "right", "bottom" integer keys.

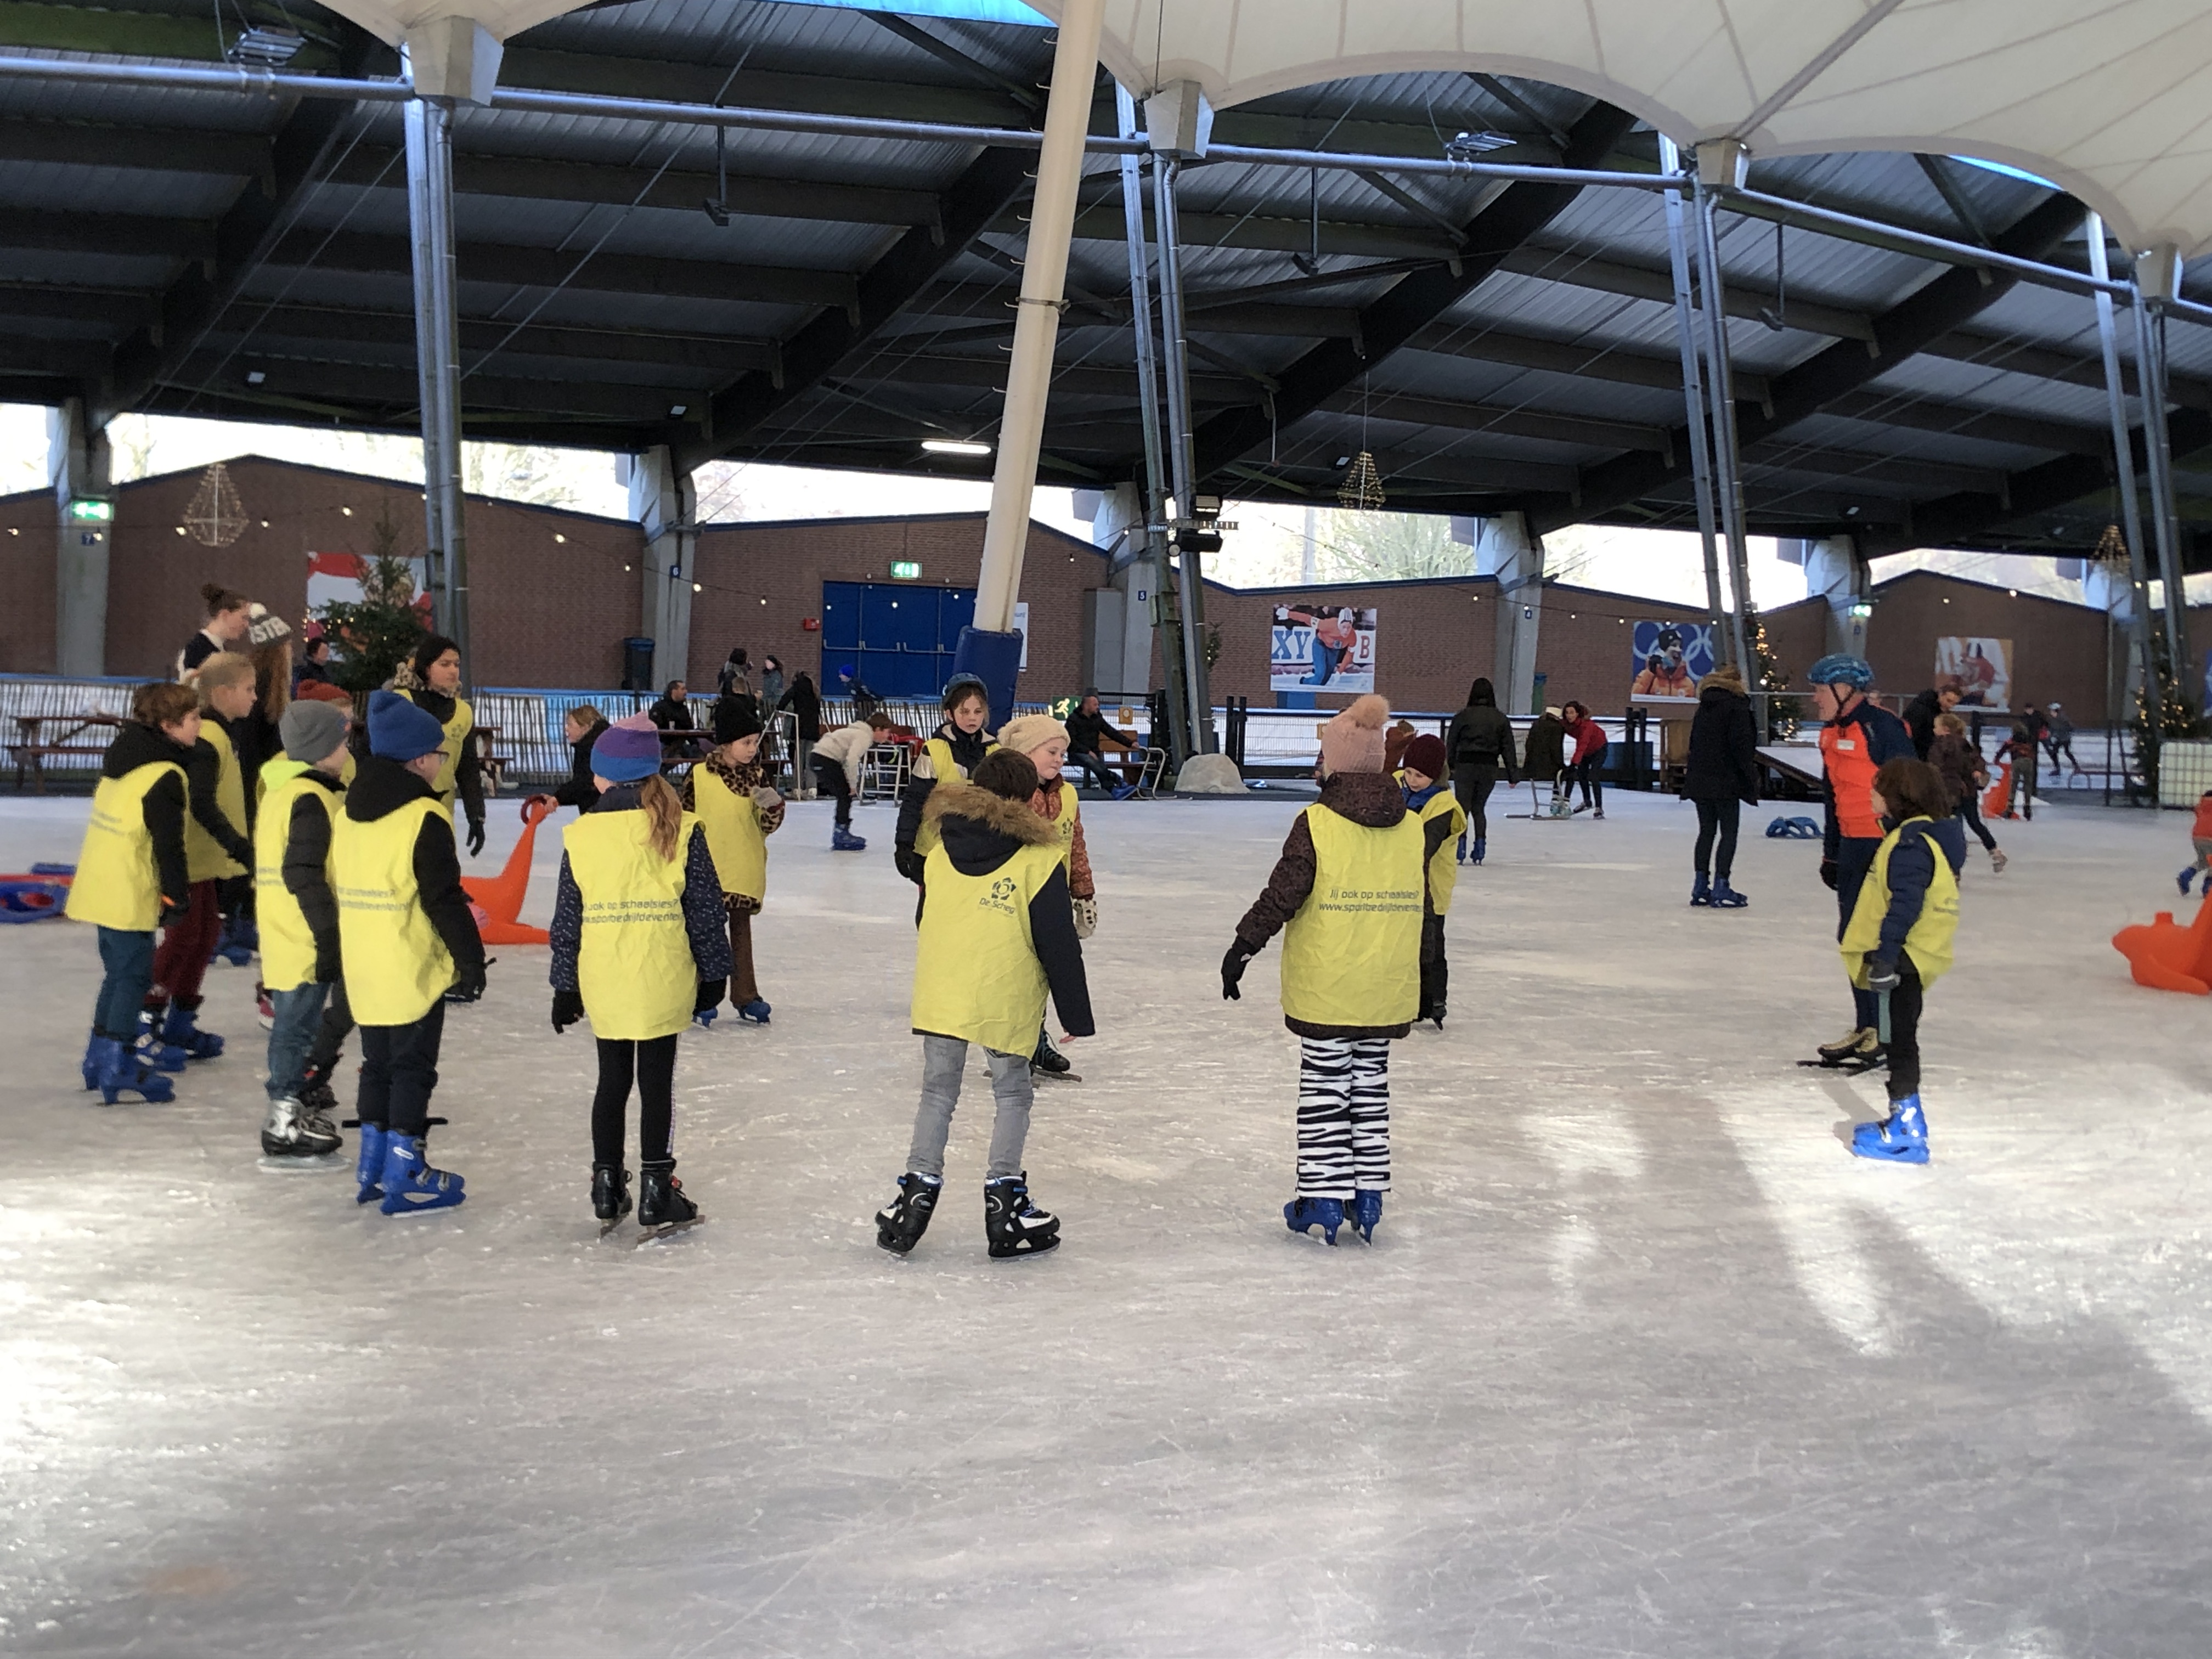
[{"left": 622, "top": 636, "right": 654, "bottom": 691}]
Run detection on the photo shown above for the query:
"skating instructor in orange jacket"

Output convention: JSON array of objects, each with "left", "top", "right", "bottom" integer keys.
[{"left": 1809, "top": 654, "right": 1914, "bottom": 1071}]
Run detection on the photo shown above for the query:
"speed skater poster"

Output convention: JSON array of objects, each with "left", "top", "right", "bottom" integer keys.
[
  {"left": 1628, "top": 620, "right": 1715, "bottom": 700},
  {"left": 1271, "top": 602, "right": 1378, "bottom": 692},
  {"left": 1933, "top": 636, "right": 2012, "bottom": 709}
]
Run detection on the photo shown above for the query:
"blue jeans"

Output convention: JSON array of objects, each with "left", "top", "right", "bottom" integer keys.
[
  {"left": 1068, "top": 748, "right": 1120, "bottom": 792},
  {"left": 95, "top": 927, "right": 155, "bottom": 1038},
  {"left": 266, "top": 981, "right": 332, "bottom": 1102}
]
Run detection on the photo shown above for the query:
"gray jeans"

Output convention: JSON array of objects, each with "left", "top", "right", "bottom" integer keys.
[
  {"left": 906, "top": 1035, "right": 1034, "bottom": 1181},
  {"left": 265, "top": 981, "right": 331, "bottom": 1103}
]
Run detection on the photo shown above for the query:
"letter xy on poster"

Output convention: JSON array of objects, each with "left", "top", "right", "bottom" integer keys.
[
  {"left": 1271, "top": 602, "right": 1378, "bottom": 692},
  {"left": 1933, "top": 636, "right": 2011, "bottom": 709},
  {"left": 1628, "top": 620, "right": 1714, "bottom": 700}
]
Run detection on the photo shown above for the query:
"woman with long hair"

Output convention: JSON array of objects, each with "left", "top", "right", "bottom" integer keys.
[{"left": 1442, "top": 677, "right": 1516, "bottom": 864}]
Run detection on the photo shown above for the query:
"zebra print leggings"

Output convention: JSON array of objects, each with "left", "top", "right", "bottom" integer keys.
[{"left": 1296, "top": 1036, "right": 1391, "bottom": 1199}]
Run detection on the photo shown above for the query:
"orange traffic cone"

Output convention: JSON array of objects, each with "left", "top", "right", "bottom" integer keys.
[
  {"left": 1982, "top": 761, "right": 2013, "bottom": 820},
  {"left": 2112, "top": 896, "right": 2212, "bottom": 995},
  {"left": 462, "top": 796, "right": 552, "bottom": 946}
]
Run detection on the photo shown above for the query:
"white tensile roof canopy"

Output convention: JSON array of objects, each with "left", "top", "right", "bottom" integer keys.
[{"left": 318, "top": 0, "right": 2212, "bottom": 258}]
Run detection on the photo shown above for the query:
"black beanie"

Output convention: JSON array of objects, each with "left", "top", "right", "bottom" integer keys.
[{"left": 714, "top": 695, "right": 764, "bottom": 744}]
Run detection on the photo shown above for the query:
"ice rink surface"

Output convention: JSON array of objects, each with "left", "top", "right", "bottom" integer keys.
[{"left": 3, "top": 782, "right": 2211, "bottom": 1657}]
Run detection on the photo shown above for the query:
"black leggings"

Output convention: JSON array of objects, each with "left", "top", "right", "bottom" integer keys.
[
  {"left": 1883, "top": 954, "right": 1925, "bottom": 1104},
  {"left": 812, "top": 756, "right": 853, "bottom": 827},
  {"left": 1692, "top": 798, "right": 1740, "bottom": 881},
  {"left": 1955, "top": 796, "right": 1996, "bottom": 852},
  {"left": 1452, "top": 764, "right": 1500, "bottom": 838},
  {"left": 1569, "top": 754, "right": 1605, "bottom": 810},
  {"left": 592, "top": 1032, "right": 678, "bottom": 1169}
]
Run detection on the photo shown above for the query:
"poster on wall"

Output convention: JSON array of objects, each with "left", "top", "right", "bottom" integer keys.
[
  {"left": 1933, "top": 636, "right": 2012, "bottom": 709},
  {"left": 1270, "top": 602, "right": 1378, "bottom": 692},
  {"left": 1628, "top": 620, "right": 1714, "bottom": 700}
]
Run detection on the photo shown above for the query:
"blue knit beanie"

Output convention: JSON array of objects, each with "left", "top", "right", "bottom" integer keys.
[
  {"left": 592, "top": 716, "right": 663, "bottom": 783},
  {"left": 366, "top": 689, "right": 447, "bottom": 761}
]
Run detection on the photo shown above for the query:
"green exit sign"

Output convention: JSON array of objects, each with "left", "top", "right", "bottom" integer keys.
[
  {"left": 67, "top": 497, "right": 113, "bottom": 523},
  {"left": 889, "top": 560, "right": 922, "bottom": 579}
]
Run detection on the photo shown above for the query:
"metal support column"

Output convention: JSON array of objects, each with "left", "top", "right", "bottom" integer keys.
[
  {"left": 1657, "top": 137, "right": 1728, "bottom": 653},
  {"left": 1690, "top": 148, "right": 1757, "bottom": 683},
  {"left": 1151, "top": 146, "right": 1216, "bottom": 753},
  {"left": 2085, "top": 214, "right": 2159, "bottom": 731},
  {"left": 1114, "top": 82, "right": 1190, "bottom": 764},
  {"left": 2132, "top": 252, "right": 2193, "bottom": 703},
  {"left": 404, "top": 94, "right": 469, "bottom": 675},
  {"left": 49, "top": 397, "right": 111, "bottom": 677}
]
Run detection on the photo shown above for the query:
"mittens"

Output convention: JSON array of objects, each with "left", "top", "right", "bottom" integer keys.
[
  {"left": 551, "top": 987, "right": 584, "bottom": 1032},
  {"left": 1071, "top": 895, "right": 1097, "bottom": 939}
]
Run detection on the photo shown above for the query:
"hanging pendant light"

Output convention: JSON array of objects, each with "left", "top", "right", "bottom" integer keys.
[{"left": 1338, "top": 368, "right": 1386, "bottom": 509}]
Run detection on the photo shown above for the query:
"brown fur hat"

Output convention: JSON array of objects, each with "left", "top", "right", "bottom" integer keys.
[
  {"left": 1319, "top": 693, "right": 1391, "bottom": 777},
  {"left": 923, "top": 778, "right": 1060, "bottom": 847}
]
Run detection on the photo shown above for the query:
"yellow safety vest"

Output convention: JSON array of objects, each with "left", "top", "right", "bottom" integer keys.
[
  {"left": 183, "top": 721, "right": 249, "bottom": 882},
  {"left": 335, "top": 797, "right": 455, "bottom": 1026},
  {"left": 909, "top": 839, "right": 1062, "bottom": 1053},
  {"left": 409, "top": 690, "right": 472, "bottom": 812},
  {"left": 255, "top": 760, "right": 340, "bottom": 993},
  {"left": 66, "top": 760, "right": 183, "bottom": 931},
  {"left": 692, "top": 766, "right": 767, "bottom": 904},
  {"left": 1840, "top": 816, "right": 1960, "bottom": 987},
  {"left": 1279, "top": 804, "right": 1425, "bottom": 1028},
  {"left": 1046, "top": 777, "right": 1078, "bottom": 872},
  {"left": 1412, "top": 783, "right": 1468, "bottom": 916},
  {"left": 916, "top": 734, "right": 996, "bottom": 857},
  {"left": 562, "top": 810, "right": 701, "bottom": 1041}
]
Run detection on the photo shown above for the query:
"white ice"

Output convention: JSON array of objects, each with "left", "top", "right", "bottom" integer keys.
[{"left": 3, "top": 785, "right": 2211, "bottom": 1656}]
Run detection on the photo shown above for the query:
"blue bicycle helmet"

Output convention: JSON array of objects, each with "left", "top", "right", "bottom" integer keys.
[{"left": 1806, "top": 652, "right": 1874, "bottom": 691}]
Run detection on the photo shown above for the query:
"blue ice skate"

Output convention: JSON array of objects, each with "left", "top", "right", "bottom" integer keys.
[
  {"left": 1691, "top": 873, "right": 1711, "bottom": 907},
  {"left": 1347, "top": 1190, "right": 1384, "bottom": 1244},
  {"left": 1111, "top": 782, "right": 1141, "bottom": 801},
  {"left": 80, "top": 1029, "right": 101, "bottom": 1091},
  {"left": 692, "top": 1006, "right": 717, "bottom": 1030},
  {"left": 354, "top": 1122, "right": 388, "bottom": 1205},
  {"left": 1709, "top": 880, "right": 1748, "bottom": 909},
  {"left": 1455, "top": 832, "right": 1468, "bottom": 865},
  {"left": 212, "top": 915, "right": 256, "bottom": 968},
  {"left": 736, "top": 998, "right": 771, "bottom": 1025},
  {"left": 87, "top": 1034, "right": 174, "bottom": 1105},
  {"left": 831, "top": 826, "right": 867, "bottom": 851},
  {"left": 131, "top": 1012, "right": 190, "bottom": 1071},
  {"left": 1471, "top": 836, "right": 1486, "bottom": 865},
  {"left": 1850, "top": 1096, "right": 1928, "bottom": 1165},
  {"left": 2181, "top": 865, "right": 2199, "bottom": 896},
  {"left": 1284, "top": 1195, "right": 1344, "bottom": 1244},
  {"left": 156, "top": 1004, "right": 224, "bottom": 1059},
  {"left": 379, "top": 1134, "right": 466, "bottom": 1215}
]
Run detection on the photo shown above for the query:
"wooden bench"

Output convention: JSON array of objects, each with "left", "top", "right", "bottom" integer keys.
[{"left": 13, "top": 714, "right": 121, "bottom": 793}]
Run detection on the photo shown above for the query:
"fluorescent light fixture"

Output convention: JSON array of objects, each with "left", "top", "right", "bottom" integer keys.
[
  {"left": 921, "top": 438, "right": 991, "bottom": 457},
  {"left": 228, "top": 25, "right": 303, "bottom": 65}
]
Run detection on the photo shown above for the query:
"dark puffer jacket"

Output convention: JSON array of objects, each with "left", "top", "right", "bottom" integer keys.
[{"left": 1682, "top": 681, "right": 1761, "bottom": 803}]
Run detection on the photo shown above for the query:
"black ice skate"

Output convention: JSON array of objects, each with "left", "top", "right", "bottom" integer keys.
[
  {"left": 874, "top": 1172, "right": 942, "bottom": 1255},
  {"left": 1031, "top": 1030, "right": 1081, "bottom": 1083},
  {"left": 259, "top": 1096, "right": 343, "bottom": 1163},
  {"left": 984, "top": 1173, "right": 1060, "bottom": 1259},
  {"left": 592, "top": 1164, "right": 633, "bottom": 1234},
  {"left": 635, "top": 1165, "right": 702, "bottom": 1244},
  {"left": 1799, "top": 1026, "right": 1887, "bottom": 1074}
]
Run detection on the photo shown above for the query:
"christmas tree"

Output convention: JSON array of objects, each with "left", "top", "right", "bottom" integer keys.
[{"left": 318, "top": 502, "right": 429, "bottom": 693}]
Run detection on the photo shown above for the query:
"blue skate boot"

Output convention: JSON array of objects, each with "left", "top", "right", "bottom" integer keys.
[
  {"left": 212, "top": 913, "right": 256, "bottom": 968},
  {"left": 354, "top": 1121, "right": 389, "bottom": 1205},
  {"left": 1691, "top": 873, "right": 1711, "bottom": 906},
  {"left": 692, "top": 1006, "right": 717, "bottom": 1030},
  {"left": 80, "top": 1028, "right": 102, "bottom": 1091},
  {"left": 2181, "top": 865, "right": 2199, "bottom": 896},
  {"left": 831, "top": 825, "right": 867, "bottom": 851},
  {"left": 157, "top": 1001, "right": 224, "bottom": 1060},
  {"left": 379, "top": 1133, "right": 466, "bottom": 1215},
  {"left": 736, "top": 998, "right": 771, "bottom": 1025},
  {"left": 1284, "top": 1195, "right": 1344, "bottom": 1244},
  {"left": 1347, "top": 1190, "right": 1384, "bottom": 1244},
  {"left": 1709, "top": 879, "right": 1748, "bottom": 909},
  {"left": 1471, "top": 836, "right": 1486, "bottom": 865},
  {"left": 88, "top": 1034, "right": 175, "bottom": 1104},
  {"left": 133, "top": 1010, "right": 190, "bottom": 1071},
  {"left": 1455, "top": 832, "right": 1468, "bottom": 864},
  {"left": 1850, "top": 1096, "right": 1929, "bottom": 1164}
]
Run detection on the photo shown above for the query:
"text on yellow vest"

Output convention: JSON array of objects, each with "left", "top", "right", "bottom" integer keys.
[
  {"left": 915, "top": 735, "right": 996, "bottom": 857},
  {"left": 334, "top": 797, "right": 455, "bottom": 1025},
  {"left": 1280, "top": 804, "right": 1425, "bottom": 1027},
  {"left": 255, "top": 761, "right": 339, "bottom": 993},
  {"left": 909, "top": 839, "right": 1062, "bottom": 1054},
  {"left": 1047, "top": 778, "right": 1077, "bottom": 870},
  {"left": 693, "top": 766, "right": 768, "bottom": 903},
  {"left": 184, "top": 721, "right": 248, "bottom": 881},
  {"left": 66, "top": 760, "right": 183, "bottom": 931},
  {"left": 562, "top": 810, "right": 701, "bottom": 1041},
  {"left": 1840, "top": 816, "right": 1960, "bottom": 987}
]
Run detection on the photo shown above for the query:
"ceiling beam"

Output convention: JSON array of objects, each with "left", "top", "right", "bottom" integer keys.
[
  {"left": 1493, "top": 242, "right": 1878, "bottom": 342},
  {"left": 169, "top": 352, "right": 696, "bottom": 425},
  {"left": 208, "top": 302, "right": 780, "bottom": 376},
  {"left": 0, "top": 207, "right": 211, "bottom": 265},
  {"left": 1190, "top": 99, "right": 1641, "bottom": 484},
  {"left": 675, "top": 143, "right": 1036, "bottom": 473},
  {"left": 0, "top": 115, "right": 271, "bottom": 183}
]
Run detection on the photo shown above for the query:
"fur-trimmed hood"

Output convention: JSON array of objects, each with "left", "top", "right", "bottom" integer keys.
[{"left": 926, "top": 778, "right": 1059, "bottom": 877}]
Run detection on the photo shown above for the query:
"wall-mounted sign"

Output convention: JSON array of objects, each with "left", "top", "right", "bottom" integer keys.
[
  {"left": 800, "top": 617, "right": 821, "bottom": 632},
  {"left": 890, "top": 560, "right": 922, "bottom": 579},
  {"left": 67, "top": 498, "right": 112, "bottom": 523}
]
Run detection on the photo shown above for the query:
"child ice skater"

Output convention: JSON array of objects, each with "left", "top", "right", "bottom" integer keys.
[
  {"left": 550, "top": 719, "right": 731, "bottom": 1233},
  {"left": 2179, "top": 787, "right": 2212, "bottom": 895},
  {"left": 254, "top": 699, "right": 353, "bottom": 1159},
  {"left": 1841, "top": 757, "right": 1964, "bottom": 1165},
  {"left": 894, "top": 673, "right": 995, "bottom": 884},
  {"left": 334, "top": 692, "right": 486, "bottom": 1214},
  {"left": 682, "top": 697, "right": 783, "bottom": 1025},
  {"left": 996, "top": 711, "right": 1096, "bottom": 1080},
  {"left": 874, "top": 749, "right": 1093, "bottom": 1260},
  {"left": 67, "top": 682, "right": 199, "bottom": 1104},
  {"left": 1396, "top": 733, "right": 1466, "bottom": 1028},
  {"left": 1930, "top": 711, "right": 2005, "bottom": 874},
  {"left": 809, "top": 708, "right": 893, "bottom": 851},
  {"left": 1222, "top": 696, "right": 1425, "bottom": 1244}
]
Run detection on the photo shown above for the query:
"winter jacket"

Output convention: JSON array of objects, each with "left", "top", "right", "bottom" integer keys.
[
  {"left": 810, "top": 721, "right": 877, "bottom": 792},
  {"left": 648, "top": 695, "right": 695, "bottom": 731},
  {"left": 233, "top": 703, "right": 282, "bottom": 820},
  {"left": 1565, "top": 714, "right": 1608, "bottom": 766},
  {"left": 1234, "top": 770, "right": 1420, "bottom": 1040},
  {"left": 759, "top": 668, "right": 786, "bottom": 710},
  {"left": 895, "top": 721, "right": 993, "bottom": 868},
  {"left": 548, "top": 781, "right": 732, "bottom": 995},
  {"left": 400, "top": 685, "right": 485, "bottom": 836},
  {"left": 1444, "top": 702, "right": 1517, "bottom": 778},
  {"left": 2195, "top": 796, "right": 2212, "bottom": 839},
  {"left": 1927, "top": 732, "right": 1984, "bottom": 808},
  {"left": 777, "top": 676, "right": 823, "bottom": 742},
  {"left": 1683, "top": 684, "right": 1760, "bottom": 803},
  {"left": 1866, "top": 815, "right": 1968, "bottom": 967},
  {"left": 552, "top": 718, "right": 607, "bottom": 811},
  {"left": 1523, "top": 713, "right": 1568, "bottom": 782},
  {"left": 280, "top": 771, "right": 346, "bottom": 973},
  {"left": 1064, "top": 705, "right": 1131, "bottom": 756},
  {"left": 1901, "top": 688, "right": 1946, "bottom": 760},
  {"left": 100, "top": 719, "right": 193, "bottom": 915},
  {"left": 341, "top": 753, "right": 486, "bottom": 986},
  {"left": 918, "top": 781, "right": 1093, "bottom": 1039},
  {"left": 1821, "top": 697, "right": 1914, "bottom": 859},
  {"left": 184, "top": 720, "right": 253, "bottom": 872}
]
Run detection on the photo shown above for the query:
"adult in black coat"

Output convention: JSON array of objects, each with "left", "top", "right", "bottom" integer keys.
[
  {"left": 1683, "top": 667, "right": 1761, "bottom": 906},
  {"left": 1901, "top": 682, "right": 1961, "bottom": 760},
  {"left": 1442, "top": 677, "right": 1517, "bottom": 862},
  {"left": 776, "top": 672, "right": 823, "bottom": 797}
]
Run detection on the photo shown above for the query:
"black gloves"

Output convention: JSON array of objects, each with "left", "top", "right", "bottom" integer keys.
[
  {"left": 894, "top": 847, "right": 926, "bottom": 884},
  {"left": 1221, "top": 941, "right": 1254, "bottom": 1001},
  {"left": 1863, "top": 956, "right": 1901, "bottom": 994},
  {"left": 1819, "top": 857, "right": 1839, "bottom": 891},
  {"left": 314, "top": 941, "right": 342, "bottom": 985},
  {"left": 551, "top": 986, "right": 584, "bottom": 1032},
  {"left": 448, "top": 963, "right": 487, "bottom": 1003},
  {"left": 695, "top": 978, "right": 726, "bottom": 1014},
  {"left": 466, "top": 819, "right": 487, "bottom": 858}
]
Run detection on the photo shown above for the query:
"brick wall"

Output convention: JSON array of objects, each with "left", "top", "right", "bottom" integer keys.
[
  {"left": 1867, "top": 570, "right": 2118, "bottom": 717},
  {"left": 0, "top": 489, "right": 54, "bottom": 672}
]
